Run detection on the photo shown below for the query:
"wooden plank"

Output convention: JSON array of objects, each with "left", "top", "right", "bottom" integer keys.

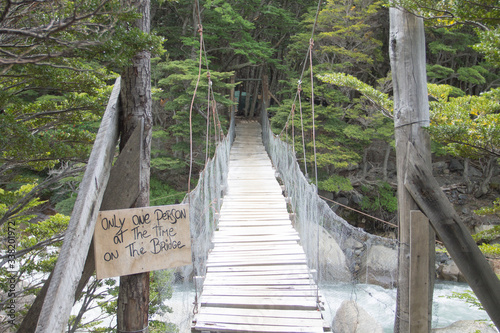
[
  {"left": 194, "top": 313, "right": 324, "bottom": 328},
  {"left": 212, "top": 235, "right": 300, "bottom": 243},
  {"left": 202, "top": 279, "right": 312, "bottom": 287},
  {"left": 207, "top": 264, "right": 311, "bottom": 273},
  {"left": 209, "top": 248, "right": 305, "bottom": 257},
  {"left": 206, "top": 259, "right": 307, "bottom": 268},
  {"left": 36, "top": 78, "right": 121, "bottom": 333},
  {"left": 193, "top": 321, "right": 324, "bottom": 333},
  {"left": 204, "top": 273, "right": 312, "bottom": 282},
  {"left": 198, "top": 306, "right": 323, "bottom": 320},
  {"left": 410, "top": 210, "right": 429, "bottom": 332},
  {"left": 199, "top": 296, "right": 319, "bottom": 310},
  {"left": 100, "top": 124, "right": 141, "bottom": 210},
  {"left": 207, "top": 254, "right": 306, "bottom": 264}
]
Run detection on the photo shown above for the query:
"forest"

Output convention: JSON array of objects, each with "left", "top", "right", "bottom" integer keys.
[{"left": 0, "top": 0, "right": 499, "bottom": 331}]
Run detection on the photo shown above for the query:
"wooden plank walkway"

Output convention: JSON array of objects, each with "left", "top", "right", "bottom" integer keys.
[{"left": 192, "top": 121, "right": 330, "bottom": 333}]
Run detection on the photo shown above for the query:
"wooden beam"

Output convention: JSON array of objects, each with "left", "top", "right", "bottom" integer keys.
[
  {"left": 405, "top": 142, "right": 500, "bottom": 330},
  {"left": 35, "top": 78, "right": 121, "bottom": 333}
]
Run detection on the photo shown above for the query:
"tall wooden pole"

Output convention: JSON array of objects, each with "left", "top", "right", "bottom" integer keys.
[
  {"left": 389, "top": 7, "right": 435, "bottom": 332},
  {"left": 117, "top": 0, "right": 152, "bottom": 331}
]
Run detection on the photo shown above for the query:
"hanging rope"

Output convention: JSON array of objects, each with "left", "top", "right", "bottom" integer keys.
[
  {"left": 205, "top": 72, "right": 212, "bottom": 164},
  {"left": 297, "top": 81, "right": 308, "bottom": 177},
  {"left": 188, "top": 22, "right": 204, "bottom": 197}
]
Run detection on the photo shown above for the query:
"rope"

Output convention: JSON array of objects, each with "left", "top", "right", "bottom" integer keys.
[
  {"left": 187, "top": 23, "right": 204, "bottom": 197},
  {"left": 298, "top": 82, "right": 308, "bottom": 177},
  {"left": 205, "top": 72, "right": 212, "bottom": 164},
  {"left": 318, "top": 194, "right": 398, "bottom": 228}
]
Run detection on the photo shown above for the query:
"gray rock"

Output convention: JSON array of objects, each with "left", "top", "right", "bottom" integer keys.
[
  {"left": 469, "top": 166, "right": 483, "bottom": 177},
  {"left": 319, "top": 228, "right": 351, "bottom": 282},
  {"left": 449, "top": 159, "right": 464, "bottom": 171},
  {"left": 333, "top": 300, "right": 383, "bottom": 333},
  {"left": 432, "top": 320, "right": 497, "bottom": 333},
  {"left": 364, "top": 245, "right": 398, "bottom": 288},
  {"left": 336, "top": 197, "right": 349, "bottom": 206},
  {"left": 438, "top": 260, "right": 466, "bottom": 282}
]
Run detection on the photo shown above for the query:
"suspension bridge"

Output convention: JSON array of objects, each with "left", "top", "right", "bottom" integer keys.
[
  {"left": 191, "top": 121, "right": 329, "bottom": 332},
  {"left": 28, "top": 78, "right": 500, "bottom": 332}
]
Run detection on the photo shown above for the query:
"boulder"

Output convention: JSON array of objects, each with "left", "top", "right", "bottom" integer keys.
[
  {"left": 332, "top": 300, "right": 383, "bottom": 333},
  {"left": 432, "top": 320, "right": 497, "bottom": 333},
  {"left": 319, "top": 228, "right": 351, "bottom": 282},
  {"left": 437, "top": 260, "right": 466, "bottom": 282},
  {"left": 364, "top": 245, "right": 398, "bottom": 288},
  {"left": 449, "top": 159, "right": 464, "bottom": 172}
]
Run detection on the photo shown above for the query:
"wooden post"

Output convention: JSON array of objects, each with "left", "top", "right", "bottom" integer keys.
[
  {"left": 405, "top": 143, "right": 500, "bottom": 330},
  {"left": 389, "top": 7, "right": 435, "bottom": 332},
  {"left": 116, "top": 0, "right": 152, "bottom": 331}
]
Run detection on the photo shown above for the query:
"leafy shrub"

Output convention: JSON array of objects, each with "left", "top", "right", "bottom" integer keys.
[
  {"left": 472, "top": 225, "right": 500, "bottom": 244},
  {"left": 318, "top": 175, "right": 353, "bottom": 193},
  {"left": 360, "top": 181, "right": 397, "bottom": 213},
  {"left": 478, "top": 244, "right": 500, "bottom": 258}
]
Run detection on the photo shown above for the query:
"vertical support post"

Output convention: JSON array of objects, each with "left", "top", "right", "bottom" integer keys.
[
  {"left": 410, "top": 210, "right": 429, "bottom": 332},
  {"left": 389, "top": 7, "right": 435, "bottom": 332},
  {"left": 116, "top": 0, "right": 152, "bottom": 331}
]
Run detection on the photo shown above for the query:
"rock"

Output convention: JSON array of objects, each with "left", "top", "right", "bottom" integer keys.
[
  {"left": 351, "top": 192, "right": 363, "bottom": 205},
  {"left": 435, "top": 251, "right": 450, "bottom": 264},
  {"left": 433, "top": 161, "right": 447, "bottom": 174},
  {"left": 336, "top": 197, "right": 349, "bottom": 206},
  {"left": 449, "top": 159, "right": 464, "bottom": 172},
  {"left": 473, "top": 224, "right": 494, "bottom": 234},
  {"left": 364, "top": 245, "right": 398, "bottom": 288},
  {"left": 437, "top": 260, "right": 466, "bottom": 282},
  {"left": 488, "top": 258, "right": 500, "bottom": 276},
  {"left": 432, "top": 320, "right": 497, "bottom": 333},
  {"left": 319, "top": 228, "right": 351, "bottom": 282},
  {"left": 332, "top": 300, "right": 383, "bottom": 333},
  {"left": 469, "top": 166, "right": 483, "bottom": 177}
]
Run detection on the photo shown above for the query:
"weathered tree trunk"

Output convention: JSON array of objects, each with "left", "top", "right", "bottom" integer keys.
[
  {"left": 463, "top": 158, "right": 473, "bottom": 193},
  {"left": 116, "top": 0, "right": 152, "bottom": 331},
  {"left": 389, "top": 7, "right": 435, "bottom": 332},
  {"left": 249, "top": 68, "right": 261, "bottom": 117},
  {"left": 383, "top": 143, "right": 392, "bottom": 182},
  {"left": 475, "top": 155, "right": 495, "bottom": 198}
]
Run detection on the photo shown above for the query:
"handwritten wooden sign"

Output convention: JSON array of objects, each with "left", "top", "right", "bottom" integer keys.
[{"left": 94, "top": 204, "right": 191, "bottom": 279}]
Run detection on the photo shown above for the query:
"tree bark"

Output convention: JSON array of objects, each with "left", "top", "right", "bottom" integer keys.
[
  {"left": 389, "top": 7, "right": 435, "bottom": 332},
  {"left": 475, "top": 155, "right": 495, "bottom": 198},
  {"left": 116, "top": 0, "right": 152, "bottom": 331}
]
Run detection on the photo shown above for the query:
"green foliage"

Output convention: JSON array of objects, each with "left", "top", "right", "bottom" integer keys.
[
  {"left": 427, "top": 86, "right": 500, "bottom": 159},
  {"left": 478, "top": 244, "right": 500, "bottom": 258},
  {"left": 150, "top": 177, "right": 186, "bottom": 206},
  {"left": 318, "top": 175, "right": 353, "bottom": 193},
  {"left": 472, "top": 225, "right": 500, "bottom": 244},
  {"left": 447, "top": 289, "right": 484, "bottom": 311},
  {"left": 360, "top": 182, "right": 398, "bottom": 213},
  {"left": 475, "top": 198, "right": 500, "bottom": 217},
  {"left": 317, "top": 72, "right": 394, "bottom": 117}
]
